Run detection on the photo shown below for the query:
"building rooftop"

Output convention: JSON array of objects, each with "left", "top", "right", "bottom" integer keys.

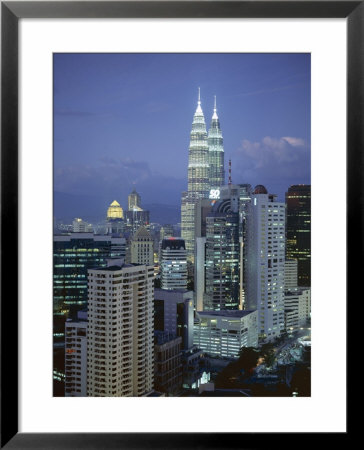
[
  {"left": 161, "top": 238, "right": 186, "bottom": 250},
  {"left": 197, "top": 310, "right": 256, "bottom": 318},
  {"left": 154, "top": 330, "right": 180, "bottom": 346}
]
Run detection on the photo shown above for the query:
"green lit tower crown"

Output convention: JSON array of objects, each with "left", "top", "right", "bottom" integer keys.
[{"left": 208, "top": 96, "right": 225, "bottom": 190}]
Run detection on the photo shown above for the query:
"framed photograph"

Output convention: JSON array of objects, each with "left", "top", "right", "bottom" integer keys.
[{"left": 1, "top": 1, "right": 355, "bottom": 448}]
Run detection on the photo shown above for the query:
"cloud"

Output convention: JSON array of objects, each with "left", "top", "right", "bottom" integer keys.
[
  {"left": 234, "top": 136, "right": 310, "bottom": 196},
  {"left": 282, "top": 136, "right": 305, "bottom": 147},
  {"left": 54, "top": 158, "right": 185, "bottom": 208}
]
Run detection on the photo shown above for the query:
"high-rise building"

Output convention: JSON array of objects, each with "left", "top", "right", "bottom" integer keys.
[
  {"left": 204, "top": 198, "right": 240, "bottom": 311},
  {"left": 72, "top": 218, "right": 93, "bottom": 233},
  {"left": 107, "top": 200, "right": 124, "bottom": 219},
  {"left": 65, "top": 314, "right": 87, "bottom": 397},
  {"left": 194, "top": 236, "right": 207, "bottom": 312},
  {"left": 160, "top": 238, "right": 187, "bottom": 290},
  {"left": 128, "top": 188, "right": 141, "bottom": 211},
  {"left": 124, "top": 208, "right": 150, "bottom": 235},
  {"left": 106, "top": 200, "right": 125, "bottom": 235},
  {"left": 194, "top": 310, "right": 259, "bottom": 358},
  {"left": 154, "top": 331, "right": 183, "bottom": 396},
  {"left": 130, "top": 226, "right": 154, "bottom": 266},
  {"left": 53, "top": 233, "right": 126, "bottom": 317},
  {"left": 284, "top": 288, "right": 311, "bottom": 332},
  {"left": 208, "top": 96, "right": 225, "bottom": 190},
  {"left": 285, "top": 259, "right": 298, "bottom": 290},
  {"left": 87, "top": 262, "right": 154, "bottom": 397},
  {"left": 285, "top": 185, "right": 311, "bottom": 286},
  {"left": 181, "top": 89, "right": 210, "bottom": 264},
  {"left": 154, "top": 288, "right": 194, "bottom": 350},
  {"left": 160, "top": 224, "right": 174, "bottom": 241},
  {"left": 245, "top": 185, "right": 285, "bottom": 340}
]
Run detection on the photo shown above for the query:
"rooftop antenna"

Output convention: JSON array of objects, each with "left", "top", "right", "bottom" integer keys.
[{"left": 228, "top": 159, "right": 232, "bottom": 185}]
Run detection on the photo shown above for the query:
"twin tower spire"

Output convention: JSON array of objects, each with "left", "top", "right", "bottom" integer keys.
[
  {"left": 181, "top": 89, "right": 225, "bottom": 262},
  {"left": 187, "top": 88, "right": 225, "bottom": 198}
]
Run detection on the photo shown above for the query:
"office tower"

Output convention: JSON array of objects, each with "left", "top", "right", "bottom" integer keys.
[
  {"left": 72, "top": 218, "right": 93, "bottom": 233},
  {"left": 53, "top": 234, "right": 126, "bottom": 318},
  {"left": 65, "top": 314, "right": 87, "bottom": 397},
  {"left": 204, "top": 198, "right": 240, "bottom": 311},
  {"left": 160, "top": 224, "right": 174, "bottom": 241},
  {"left": 194, "top": 236, "right": 207, "bottom": 312},
  {"left": 284, "top": 288, "right": 311, "bottom": 332},
  {"left": 154, "top": 288, "right": 194, "bottom": 350},
  {"left": 128, "top": 188, "right": 141, "bottom": 211},
  {"left": 106, "top": 200, "right": 125, "bottom": 235},
  {"left": 285, "top": 259, "right": 298, "bottom": 290},
  {"left": 160, "top": 238, "right": 188, "bottom": 290},
  {"left": 154, "top": 331, "right": 183, "bottom": 395},
  {"left": 107, "top": 200, "right": 124, "bottom": 219},
  {"left": 125, "top": 209, "right": 150, "bottom": 235},
  {"left": 181, "top": 89, "right": 210, "bottom": 264},
  {"left": 208, "top": 96, "right": 225, "bottom": 190},
  {"left": 285, "top": 185, "right": 311, "bottom": 286},
  {"left": 87, "top": 262, "right": 154, "bottom": 397},
  {"left": 245, "top": 185, "right": 285, "bottom": 340},
  {"left": 194, "top": 310, "right": 259, "bottom": 358},
  {"left": 130, "top": 226, "right": 154, "bottom": 266}
]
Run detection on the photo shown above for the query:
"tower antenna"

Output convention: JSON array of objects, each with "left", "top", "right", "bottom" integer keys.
[{"left": 228, "top": 159, "right": 232, "bottom": 185}]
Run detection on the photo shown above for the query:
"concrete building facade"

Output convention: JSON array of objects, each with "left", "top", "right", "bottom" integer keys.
[
  {"left": 245, "top": 186, "right": 285, "bottom": 340},
  {"left": 194, "top": 310, "right": 259, "bottom": 358},
  {"left": 87, "top": 262, "right": 154, "bottom": 397}
]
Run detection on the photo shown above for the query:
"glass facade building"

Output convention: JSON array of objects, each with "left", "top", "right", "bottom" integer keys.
[
  {"left": 207, "top": 97, "right": 225, "bottom": 190},
  {"left": 53, "top": 234, "right": 125, "bottom": 318},
  {"left": 285, "top": 185, "right": 311, "bottom": 287},
  {"left": 204, "top": 198, "right": 240, "bottom": 311},
  {"left": 160, "top": 238, "right": 188, "bottom": 290},
  {"left": 181, "top": 90, "right": 210, "bottom": 264}
]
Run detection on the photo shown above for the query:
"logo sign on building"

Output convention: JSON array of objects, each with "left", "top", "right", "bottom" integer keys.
[{"left": 209, "top": 189, "right": 220, "bottom": 200}]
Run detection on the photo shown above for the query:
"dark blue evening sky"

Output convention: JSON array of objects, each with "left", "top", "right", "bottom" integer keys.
[{"left": 54, "top": 53, "right": 310, "bottom": 218}]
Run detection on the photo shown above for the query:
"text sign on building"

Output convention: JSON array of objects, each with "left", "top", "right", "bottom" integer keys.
[{"left": 209, "top": 189, "right": 220, "bottom": 200}]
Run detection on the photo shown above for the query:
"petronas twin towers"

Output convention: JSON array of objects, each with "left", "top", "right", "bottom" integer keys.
[{"left": 181, "top": 89, "right": 225, "bottom": 263}]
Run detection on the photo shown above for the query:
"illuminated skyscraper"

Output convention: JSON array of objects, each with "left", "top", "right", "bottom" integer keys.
[
  {"left": 204, "top": 198, "right": 240, "bottom": 311},
  {"left": 245, "top": 185, "right": 285, "bottom": 340},
  {"left": 285, "top": 185, "right": 311, "bottom": 286},
  {"left": 87, "top": 261, "right": 154, "bottom": 397},
  {"left": 160, "top": 238, "right": 188, "bottom": 290},
  {"left": 208, "top": 96, "right": 225, "bottom": 190},
  {"left": 181, "top": 89, "right": 209, "bottom": 264},
  {"left": 107, "top": 200, "right": 124, "bottom": 219},
  {"left": 130, "top": 226, "right": 154, "bottom": 266},
  {"left": 128, "top": 188, "right": 141, "bottom": 211}
]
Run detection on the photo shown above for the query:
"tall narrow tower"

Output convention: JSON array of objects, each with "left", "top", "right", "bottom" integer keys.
[
  {"left": 208, "top": 96, "right": 225, "bottom": 190},
  {"left": 181, "top": 89, "right": 209, "bottom": 264}
]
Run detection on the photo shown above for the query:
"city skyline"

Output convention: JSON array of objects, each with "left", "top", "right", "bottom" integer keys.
[
  {"left": 54, "top": 53, "right": 310, "bottom": 220},
  {"left": 54, "top": 53, "right": 311, "bottom": 398}
]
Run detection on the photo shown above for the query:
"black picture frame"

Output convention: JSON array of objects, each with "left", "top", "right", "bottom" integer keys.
[{"left": 1, "top": 1, "right": 356, "bottom": 448}]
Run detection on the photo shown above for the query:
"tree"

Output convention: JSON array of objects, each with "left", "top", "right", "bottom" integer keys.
[
  {"left": 237, "top": 347, "right": 260, "bottom": 376},
  {"left": 260, "top": 342, "right": 276, "bottom": 368}
]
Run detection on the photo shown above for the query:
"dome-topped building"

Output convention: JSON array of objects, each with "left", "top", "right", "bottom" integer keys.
[
  {"left": 253, "top": 185, "right": 268, "bottom": 195},
  {"left": 107, "top": 200, "right": 124, "bottom": 219}
]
